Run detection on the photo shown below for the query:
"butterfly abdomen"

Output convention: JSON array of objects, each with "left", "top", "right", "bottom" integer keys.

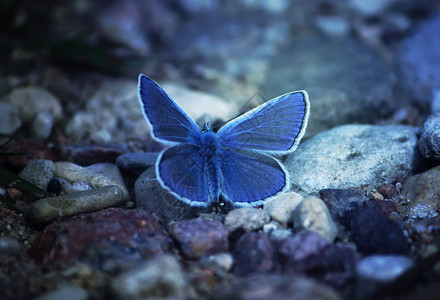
[{"left": 199, "top": 130, "right": 222, "bottom": 201}]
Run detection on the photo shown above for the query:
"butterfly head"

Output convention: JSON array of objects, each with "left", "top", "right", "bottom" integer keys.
[{"left": 201, "top": 122, "right": 212, "bottom": 133}]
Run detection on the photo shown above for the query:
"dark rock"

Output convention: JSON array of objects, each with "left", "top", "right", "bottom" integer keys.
[
  {"left": 213, "top": 274, "right": 342, "bottom": 300},
  {"left": 378, "top": 184, "right": 397, "bottom": 199},
  {"left": 5, "top": 139, "right": 56, "bottom": 172},
  {"left": 169, "top": 219, "right": 228, "bottom": 260},
  {"left": 30, "top": 208, "right": 164, "bottom": 263},
  {"left": 78, "top": 232, "right": 174, "bottom": 273},
  {"left": 232, "top": 232, "right": 277, "bottom": 276},
  {"left": 347, "top": 206, "right": 408, "bottom": 255},
  {"left": 278, "top": 231, "right": 359, "bottom": 287},
  {"left": 56, "top": 144, "right": 128, "bottom": 165},
  {"left": 418, "top": 113, "right": 440, "bottom": 161},
  {"left": 364, "top": 199, "right": 397, "bottom": 217},
  {"left": 116, "top": 152, "right": 159, "bottom": 175},
  {"left": 401, "top": 166, "right": 440, "bottom": 220},
  {"left": 319, "top": 189, "right": 367, "bottom": 219}
]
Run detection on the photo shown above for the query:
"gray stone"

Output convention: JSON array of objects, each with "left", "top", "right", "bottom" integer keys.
[
  {"left": 18, "top": 159, "right": 55, "bottom": 190},
  {"left": 224, "top": 207, "right": 270, "bottom": 232},
  {"left": 401, "top": 166, "right": 440, "bottom": 220},
  {"left": 285, "top": 124, "right": 420, "bottom": 195},
  {"left": 111, "top": 254, "right": 189, "bottom": 300},
  {"left": 263, "top": 191, "right": 303, "bottom": 223},
  {"left": 0, "top": 236, "right": 21, "bottom": 255},
  {"left": 98, "top": 1, "right": 150, "bottom": 54},
  {"left": 396, "top": 16, "right": 440, "bottom": 110},
  {"left": 31, "top": 110, "right": 54, "bottom": 139},
  {"left": 355, "top": 255, "right": 413, "bottom": 299},
  {"left": 64, "top": 79, "right": 148, "bottom": 143},
  {"left": 418, "top": 113, "right": 440, "bottom": 161},
  {"left": 35, "top": 285, "right": 87, "bottom": 300},
  {"left": 315, "top": 15, "right": 350, "bottom": 37},
  {"left": 291, "top": 196, "right": 338, "bottom": 242},
  {"left": 28, "top": 185, "right": 126, "bottom": 224},
  {"left": 161, "top": 82, "right": 238, "bottom": 123},
  {"left": 4, "top": 86, "right": 62, "bottom": 121},
  {"left": 261, "top": 35, "right": 396, "bottom": 137},
  {"left": 54, "top": 162, "right": 129, "bottom": 199},
  {"left": 0, "top": 102, "right": 21, "bottom": 136},
  {"left": 349, "top": 0, "right": 396, "bottom": 16},
  {"left": 116, "top": 152, "right": 159, "bottom": 175},
  {"left": 134, "top": 168, "right": 210, "bottom": 224}
]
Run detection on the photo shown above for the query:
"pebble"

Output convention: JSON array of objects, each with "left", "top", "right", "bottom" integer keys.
[
  {"left": 278, "top": 231, "right": 329, "bottom": 265},
  {"left": 263, "top": 191, "right": 303, "bottom": 223},
  {"left": 0, "top": 102, "right": 21, "bottom": 136},
  {"left": 201, "top": 253, "right": 234, "bottom": 272},
  {"left": 291, "top": 196, "right": 338, "bottom": 242},
  {"left": 30, "top": 208, "right": 165, "bottom": 263},
  {"left": 396, "top": 16, "right": 440, "bottom": 110},
  {"left": 110, "top": 254, "right": 188, "bottom": 300},
  {"left": 28, "top": 185, "right": 127, "bottom": 224},
  {"left": 169, "top": 219, "right": 229, "bottom": 260},
  {"left": 418, "top": 113, "right": 440, "bottom": 161},
  {"left": 31, "top": 110, "right": 54, "bottom": 139},
  {"left": 355, "top": 255, "right": 413, "bottom": 299},
  {"left": 116, "top": 152, "right": 159, "bottom": 175},
  {"left": 134, "top": 168, "right": 210, "bottom": 224},
  {"left": 319, "top": 189, "right": 367, "bottom": 219},
  {"left": 224, "top": 207, "right": 270, "bottom": 232},
  {"left": 4, "top": 86, "right": 62, "bottom": 122},
  {"left": 285, "top": 124, "right": 420, "bottom": 195},
  {"left": 54, "top": 162, "right": 129, "bottom": 199},
  {"left": 232, "top": 232, "right": 277, "bottom": 276},
  {"left": 18, "top": 159, "right": 55, "bottom": 191},
  {"left": 214, "top": 274, "right": 342, "bottom": 300},
  {"left": 401, "top": 166, "right": 440, "bottom": 220},
  {"left": 347, "top": 206, "right": 408, "bottom": 255}
]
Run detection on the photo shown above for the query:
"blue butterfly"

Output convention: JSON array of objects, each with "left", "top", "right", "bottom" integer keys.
[{"left": 138, "top": 74, "right": 310, "bottom": 207}]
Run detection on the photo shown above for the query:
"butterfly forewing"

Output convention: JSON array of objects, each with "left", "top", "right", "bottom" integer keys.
[
  {"left": 138, "top": 74, "right": 201, "bottom": 144},
  {"left": 217, "top": 92, "right": 309, "bottom": 153}
]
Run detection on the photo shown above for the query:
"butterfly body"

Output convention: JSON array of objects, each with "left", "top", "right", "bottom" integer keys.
[{"left": 138, "top": 74, "right": 310, "bottom": 207}]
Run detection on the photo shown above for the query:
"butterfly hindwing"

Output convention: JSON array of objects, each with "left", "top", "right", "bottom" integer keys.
[
  {"left": 157, "top": 144, "right": 212, "bottom": 206},
  {"left": 138, "top": 74, "right": 201, "bottom": 144},
  {"left": 220, "top": 148, "right": 288, "bottom": 206},
  {"left": 217, "top": 92, "right": 309, "bottom": 153}
]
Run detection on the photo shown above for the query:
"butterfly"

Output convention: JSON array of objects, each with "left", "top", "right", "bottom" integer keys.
[{"left": 138, "top": 74, "right": 310, "bottom": 207}]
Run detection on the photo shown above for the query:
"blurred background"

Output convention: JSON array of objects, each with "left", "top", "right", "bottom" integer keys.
[{"left": 1, "top": 0, "right": 440, "bottom": 152}]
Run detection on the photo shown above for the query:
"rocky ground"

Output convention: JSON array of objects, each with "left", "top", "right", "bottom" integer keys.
[{"left": 1, "top": 0, "right": 440, "bottom": 299}]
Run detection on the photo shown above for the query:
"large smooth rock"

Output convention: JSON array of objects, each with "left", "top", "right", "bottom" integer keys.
[
  {"left": 285, "top": 124, "right": 420, "bottom": 195},
  {"left": 262, "top": 35, "right": 396, "bottom": 136},
  {"left": 396, "top": 15, "right": 440, "bottom": 111},
  {"left": 418, "top": 113, "right": 440, "bottom": 161}
]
